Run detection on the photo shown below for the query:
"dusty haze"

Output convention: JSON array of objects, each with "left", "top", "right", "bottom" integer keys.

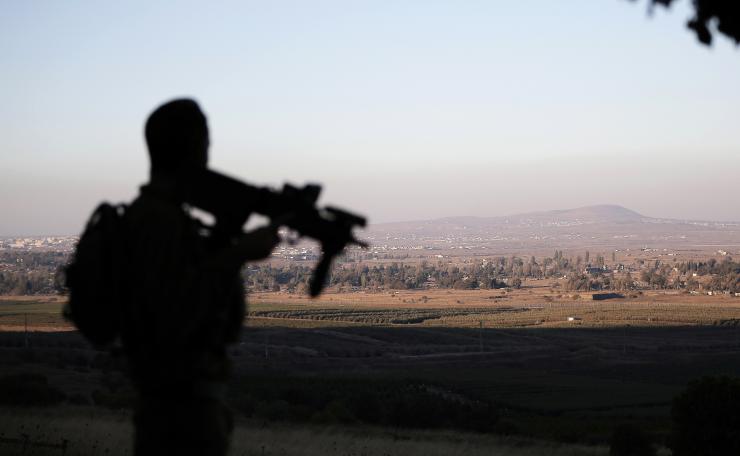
[{"left": 2, "top": 1, "right": 739, "bottom": 235}]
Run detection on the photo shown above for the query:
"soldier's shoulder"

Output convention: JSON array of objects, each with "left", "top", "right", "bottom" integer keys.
[
  {"left": 128, "top": 185, "right": 184, "bottom": 219},
  {"left": 126, "top": 187, "right": 204, "bottom": 245}
]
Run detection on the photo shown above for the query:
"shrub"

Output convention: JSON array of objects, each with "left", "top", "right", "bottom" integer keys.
[
  {"left": 68, "top": 393, "right": 92, "bottom": 405},
  {"left": 609, "top": 423, "right": 655, "bottom": 456},
  {"left": 231, "top": 376, "right": 498, "bottom": 432},
  {"left": 0, "top": 372, "right": 65, "bottom": 406},
  {"left": 311, "top": 400, "right": 357, "bottom": 424},
  {"left": 493, "top": 419, "right": 520, "bottom": 436},
  {"left": 91, "top": 388, "right": 135, "bottom": 409},
  {"left": 254, "top": 400, "right": 311, "bottom": 422},
  {"left": 669, "top": 376, "right": 740, "bottom": 456}
]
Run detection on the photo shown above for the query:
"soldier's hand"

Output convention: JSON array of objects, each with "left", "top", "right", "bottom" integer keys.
[{"left": 236, "top": 225, "right": 280, "bottom": 260}]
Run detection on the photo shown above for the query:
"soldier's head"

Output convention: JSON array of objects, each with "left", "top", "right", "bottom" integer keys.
[{"left": 145, "top": 99, "right": 209, "bottom": 177}]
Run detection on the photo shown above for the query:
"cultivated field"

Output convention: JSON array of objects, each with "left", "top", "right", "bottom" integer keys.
[
  {"left": 247, "top": 287, "right": 740, "bottom": 328},
  {"left": 3, "top": 288, "right": 740, "bottom": 331}
]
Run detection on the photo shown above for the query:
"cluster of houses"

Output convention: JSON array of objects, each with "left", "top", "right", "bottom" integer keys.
[
  {"left": 271, "top": 245, "right": 319, "bottom": 261},
  {"left": 583, "top": 264, "right": 626, "bottom": 275},
  {"left": 0, "top": 236, "right": 77, "bottom": 252}
]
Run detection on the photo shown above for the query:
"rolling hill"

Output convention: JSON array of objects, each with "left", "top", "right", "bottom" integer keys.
[{"left": 364, "top": 205, "right": 740, "bottom": 253}]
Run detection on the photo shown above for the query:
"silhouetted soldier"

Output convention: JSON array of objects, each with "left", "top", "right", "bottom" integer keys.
[{"left": 123, "top": 99, "right": 279, "bottom": 455}]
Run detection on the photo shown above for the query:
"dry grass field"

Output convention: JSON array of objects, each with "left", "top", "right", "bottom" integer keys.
[
  {"left": 246, "top": 287, "right": 740, "bottom": 329},
  {"left": 3, "top": 288, "right": 740, "bottom": 331},
  {"left": 0, "top": 296, "right": 68, "bottom": 332}
]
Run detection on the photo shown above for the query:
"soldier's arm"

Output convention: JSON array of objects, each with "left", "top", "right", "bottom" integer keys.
[{"left": 204, "top": 225, "right": 280, "bottom": 272}]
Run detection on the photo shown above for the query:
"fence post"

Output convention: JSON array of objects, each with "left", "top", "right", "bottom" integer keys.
[{"left": 24, "top": 313, "right": 29, "bottom": 348}]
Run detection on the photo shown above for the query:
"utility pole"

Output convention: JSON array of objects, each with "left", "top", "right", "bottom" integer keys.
[
  {"left": 623, "top": 324, "right": 628, "bottom": 355},
  {"left": 24, "top": 313, "right": 29, "bottom": 348},
  {"left": 479, "top": 320, "right": 483, "bottom": 352}
]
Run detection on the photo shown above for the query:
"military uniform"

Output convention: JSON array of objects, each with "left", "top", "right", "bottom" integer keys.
[{"left": 121, "top": 180, "right": 244, "bottom": 456}]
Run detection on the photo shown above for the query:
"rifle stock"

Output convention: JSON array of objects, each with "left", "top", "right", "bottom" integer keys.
[{"left": 181, "top": 169, "right": 367, "bottom": 297}]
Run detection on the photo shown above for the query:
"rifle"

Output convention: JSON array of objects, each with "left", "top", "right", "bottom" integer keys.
[{"left": 181, "top": 169, "right": 367, "bottom": 297}]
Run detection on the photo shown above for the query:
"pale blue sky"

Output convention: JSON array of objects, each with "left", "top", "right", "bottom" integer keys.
[{"left": 1, "top": 1, "right": 739, "bottom": 235}]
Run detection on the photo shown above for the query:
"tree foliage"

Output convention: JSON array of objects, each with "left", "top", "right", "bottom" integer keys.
[
  {"left": 636, "top": 0, "right": 740, "bottom": 45},
  {"left": 669, "top": 376, "right": 740, "bottom": 456},
  {"left": 609, "top": 423, "right": 656, "bottom": 456}
]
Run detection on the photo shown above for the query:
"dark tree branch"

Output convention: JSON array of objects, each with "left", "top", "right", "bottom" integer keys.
[{"left": 634, "top": 0, "right": 740, "bottom": 46}]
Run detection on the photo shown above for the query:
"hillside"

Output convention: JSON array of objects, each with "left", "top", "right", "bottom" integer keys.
[{"left": 365, "top": 205, "right": 740, "bottom": 253}]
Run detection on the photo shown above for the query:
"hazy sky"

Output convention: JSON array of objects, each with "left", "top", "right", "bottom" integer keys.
[{"left": 2, "top": 1, "right": 739, "bottom": 235}]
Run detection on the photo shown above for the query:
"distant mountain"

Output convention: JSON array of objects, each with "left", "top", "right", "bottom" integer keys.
[
  {"left": 374, "top": 205, "right": 648, "bottom": 231},
  {"left": 511, "top": 204, "right": 645, "bottom": 224},
  {"left": 365, "top": 205, "right": 740, "bottom": 252}
]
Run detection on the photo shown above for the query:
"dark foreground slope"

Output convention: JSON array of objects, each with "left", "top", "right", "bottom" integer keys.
[{"left": 2, "top": 323, "right": 739, "bottom": 450}]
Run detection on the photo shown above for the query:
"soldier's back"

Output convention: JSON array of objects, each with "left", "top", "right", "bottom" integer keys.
[{"left": 123, "top": 182, "right": 237, "bottom": 456}]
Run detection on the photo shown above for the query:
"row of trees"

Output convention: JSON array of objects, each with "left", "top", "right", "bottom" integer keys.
[
  {"left": 0, "top": 270, "right": 61, "bottom": 295},
  {"left": 1, "top": 250, "right": 737, "bottom": 295},
  {"left": 245, "top": 255, "right": 740, "bottom": 294},
  {"left": 564, "top": 258, "right": 739, "bottom": 293},
  {"left": 0, "top": 252, "right": 68, "bottom": 295}
]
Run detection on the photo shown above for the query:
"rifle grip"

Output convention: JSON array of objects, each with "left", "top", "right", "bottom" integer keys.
[{"left": 309, "top": 255, "right": 333, "bottom": 297}]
